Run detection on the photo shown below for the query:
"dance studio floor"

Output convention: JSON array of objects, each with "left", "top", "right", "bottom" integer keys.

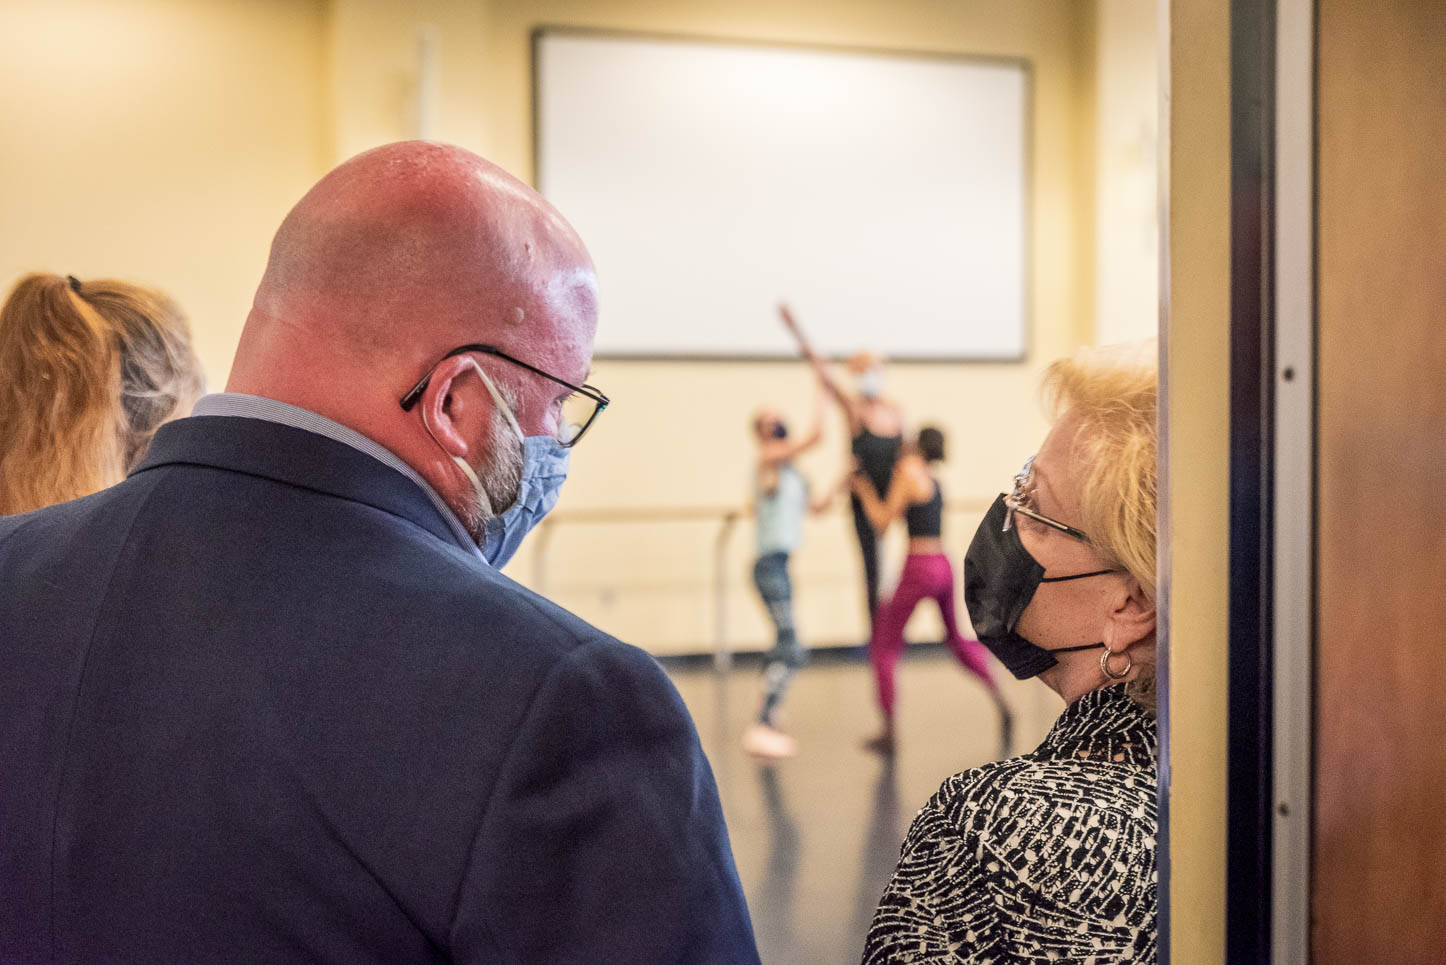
[{"left": 662, "top": 648, "right": 1066, "bottom": 965}]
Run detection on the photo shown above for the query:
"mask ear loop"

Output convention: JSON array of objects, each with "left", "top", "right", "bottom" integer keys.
[
  {"left": 1035, "top": 568, "right": 1127, "bottom": 665},
  {"left": 417, "top": 359, "right": 524, "bottom": 519},
  {"left": 1035, "top": 567, "right": 1131, "bottom": 672},
  {"left": 462, "top": 359, "right": 525, "bottom": 443},
  {"left": 1039, "top": 569, "right": 1117, "bottom": 583},
  {"left": 1050, "top": 641, "right": 1106, "bottom": 654},
  {"left": 420, "top": 401, "right": 494, "bottom": 518}
]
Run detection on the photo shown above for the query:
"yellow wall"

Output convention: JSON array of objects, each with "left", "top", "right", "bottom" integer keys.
[
  {"left": 326, "top": 0, "right": 490, "bottom": 160},
  {"left": 1095, "top": 0, "right": 1160, "bottom": 344},
  {"left": 1163, "top": 0, "right": 1230, "bottom": 959},
  {"left": 473, "top": 0, "right": 1103, "bottom": 650},
  {"left": 0, "top": 0, "right": 1153, "bottom": 657},
  {"left": 0, "top": 0, "right": 329, "bottom": 387}
]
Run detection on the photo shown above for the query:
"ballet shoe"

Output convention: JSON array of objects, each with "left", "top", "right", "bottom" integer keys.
[{"left": 743, "top": 722, "right": 799, "bottom": 759}]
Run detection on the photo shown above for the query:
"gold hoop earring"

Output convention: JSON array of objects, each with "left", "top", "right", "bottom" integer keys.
[{"left": 1100, "top": 648, "right": 1132, "bottom": 680}]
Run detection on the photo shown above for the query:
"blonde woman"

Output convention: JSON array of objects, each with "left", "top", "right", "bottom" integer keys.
[
  {"left": 0, "top": 274, "right": 204, "bottom": 515},
  {"left": 865, "top": 342, "right": 1159, "bottom": 963}
]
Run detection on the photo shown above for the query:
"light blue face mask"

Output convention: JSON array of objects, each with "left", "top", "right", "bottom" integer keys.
[
  {"left": 480, "top": 433, "right": 570, "bottom": 568},
  {"left": 422, "top": 360, "right": 570, "bottom": 569}
]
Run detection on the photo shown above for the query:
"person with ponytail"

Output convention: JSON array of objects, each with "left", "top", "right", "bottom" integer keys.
[{"left": 0, "top": 273, "right": 204, "bottom": 515}]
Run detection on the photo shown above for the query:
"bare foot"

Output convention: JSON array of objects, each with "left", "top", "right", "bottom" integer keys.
[{"left": 743, "top": 722, "right": 799, "bottom": 759}]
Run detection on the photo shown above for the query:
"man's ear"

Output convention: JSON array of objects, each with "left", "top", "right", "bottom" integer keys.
[
  {"left": 1104, "top": 575, "right": 1157, "bottom": 650},
  {"left": 418, "top": 357, "right": 489, "bottom": 460}
]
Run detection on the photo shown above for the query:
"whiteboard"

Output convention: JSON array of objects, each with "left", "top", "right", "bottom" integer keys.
[{"left": 534, "top": 29, "right": 1030, "bottom": 360}]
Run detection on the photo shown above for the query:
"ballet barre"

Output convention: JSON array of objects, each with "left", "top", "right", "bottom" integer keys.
[{"left": 529, "top": 500, "right": 993, "bottom": 672}]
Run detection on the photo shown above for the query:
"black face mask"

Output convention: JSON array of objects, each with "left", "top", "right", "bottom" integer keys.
[
  {"left": 963, "top": 494, "right": 1114, "bottom": 680},
  {"left": 771, "top": 422, "right": 788, "bottom": 439}
]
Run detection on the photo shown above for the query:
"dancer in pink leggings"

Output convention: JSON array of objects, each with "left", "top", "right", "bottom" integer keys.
[{"left": 850, "top": 426, "right": 1012, "bottom": 756}]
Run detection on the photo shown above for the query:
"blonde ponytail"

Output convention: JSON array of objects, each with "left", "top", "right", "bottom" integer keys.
[{"left": 0, "top": 273, "right": 203, "bottom": 514}]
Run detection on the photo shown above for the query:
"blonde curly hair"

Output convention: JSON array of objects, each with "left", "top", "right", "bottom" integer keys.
[{"left": 1042, "top": 340, "right": 1158, "bottom": 709}]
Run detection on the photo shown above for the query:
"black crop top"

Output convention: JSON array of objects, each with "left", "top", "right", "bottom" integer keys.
[{"left": 905, "top": 479, "right": 943, "bottom": 538}]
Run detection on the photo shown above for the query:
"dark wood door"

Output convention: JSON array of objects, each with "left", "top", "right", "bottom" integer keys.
[{"left": 1315, "top": 0, "right": 1446, "bottom": 960}]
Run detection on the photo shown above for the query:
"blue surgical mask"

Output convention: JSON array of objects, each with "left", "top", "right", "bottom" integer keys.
[
  {"left": 422, "top": 360, "right": 570, "bottom": 568},
  {"left": 481, "top": 434, "right": 570, "bottom": 568}
]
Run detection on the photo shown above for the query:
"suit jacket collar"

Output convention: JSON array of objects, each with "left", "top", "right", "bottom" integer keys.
[{"left": 133, "top": 415, "right": 462, "bottom": 550}]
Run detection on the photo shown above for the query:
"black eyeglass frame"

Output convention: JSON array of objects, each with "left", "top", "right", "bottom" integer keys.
[
  {"left": 1002, "top": 455, "right": 1091, "bottom": 543},
  {"left": 398, "top": 343, "right": 609, "bottom": 448}
]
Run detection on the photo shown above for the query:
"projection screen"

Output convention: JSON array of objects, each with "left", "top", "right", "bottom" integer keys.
[{"left": 534, "top": 29, "right": 1031, "bottom": 360}]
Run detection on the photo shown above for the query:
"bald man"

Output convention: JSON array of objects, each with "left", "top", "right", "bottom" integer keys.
[{"left": 0, "top": 143, "right": 759, "bottom": 963}]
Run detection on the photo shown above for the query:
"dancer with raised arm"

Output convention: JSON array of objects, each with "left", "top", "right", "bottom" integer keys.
[
  {"left": 851, "top": 427, "right": 1012, "bottom": 756},
  {"left": 742, "top": 392, "right": 827, "bottom": 759},
  {"left": 778, "top": 304, "right": 904, "bottom": 638}
]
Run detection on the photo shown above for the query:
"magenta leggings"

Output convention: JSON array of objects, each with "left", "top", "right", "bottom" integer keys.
[{"left": 870, "top": 553, "right": 996, "bottom": 719}]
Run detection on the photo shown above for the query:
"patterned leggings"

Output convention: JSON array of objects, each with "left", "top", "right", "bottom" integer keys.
[
  {"left": 870, "top": 553, "right": 996, "bottom": 719},
  {"left": 753, "top": 552, "right": 809, "bottom": 725}
]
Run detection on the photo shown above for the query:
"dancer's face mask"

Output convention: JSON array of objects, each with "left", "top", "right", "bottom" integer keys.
[
  {"left": 855, "top": 369, "right": 884, "bottom": 399},
  {"left": 963, "top": 494, "right": 1114, "bottom": 680}
]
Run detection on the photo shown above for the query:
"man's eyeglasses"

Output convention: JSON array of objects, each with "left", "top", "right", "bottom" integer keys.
[
  {"left": 1003, "top": 455, "right": 1090, "bottom": 543},
  {"left": 399, "top": 344, "right": 609, "bottom": 448}
]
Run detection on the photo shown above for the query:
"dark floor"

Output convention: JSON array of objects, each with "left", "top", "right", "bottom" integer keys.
[{"left": 663, "top": 648, "right": 1064, "bottom": 965}]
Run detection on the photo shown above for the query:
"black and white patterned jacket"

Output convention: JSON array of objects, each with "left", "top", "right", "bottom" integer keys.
[{"left": 863, "top": 684, "right": 1157, "bottom": 964}]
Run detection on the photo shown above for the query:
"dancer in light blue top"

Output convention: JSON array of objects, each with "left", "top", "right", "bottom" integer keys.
[
  {"left": 756, "top": 460, "right": 808, "bottom": 558},
  {"left": 743, "top": 393, "right": 831, "bottom": 759}
]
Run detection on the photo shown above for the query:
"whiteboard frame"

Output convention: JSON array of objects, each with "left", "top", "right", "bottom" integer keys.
[{"left": 531, "top": 25, "right": 1036, "bottom": 364}]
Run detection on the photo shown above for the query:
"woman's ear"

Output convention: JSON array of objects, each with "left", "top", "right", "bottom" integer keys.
[{"left": 1104, "top": 576, "right": 1157, "bottom": 650}]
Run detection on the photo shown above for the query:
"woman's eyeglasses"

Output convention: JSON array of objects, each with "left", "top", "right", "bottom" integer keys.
[{"left": 1003, "top": 456, "right": 1090, "bottom": 543}]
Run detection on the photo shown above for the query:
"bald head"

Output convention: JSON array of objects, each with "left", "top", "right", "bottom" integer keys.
[
  {"left": 239, "top": 142, "right": 595, "bottom": 380},
  {"left": 226, "top": 142, "right": 599, "bottom": 539}
]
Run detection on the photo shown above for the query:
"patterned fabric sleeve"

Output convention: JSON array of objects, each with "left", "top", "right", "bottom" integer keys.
[
  {"left": 863, "top": 687, "right": 1158, "bottom": 964},
  {"left": 862, "top": 782, "right": 1003, "bottom": 964},
  {"left": 862, "top": 759, "right": 1156, "bottom": 964}
]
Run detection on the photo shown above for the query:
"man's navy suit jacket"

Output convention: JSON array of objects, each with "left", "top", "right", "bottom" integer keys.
[{"left": 0, "top": 415, "right": 759, "bottom": 964}]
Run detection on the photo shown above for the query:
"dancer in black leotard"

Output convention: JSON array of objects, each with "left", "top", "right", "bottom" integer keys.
[
  {"left": 779, "top": 304, "right": 905, "bottom": 631},
  {"left": 851, "top": 423, "right": 902, "bottom": 624}
]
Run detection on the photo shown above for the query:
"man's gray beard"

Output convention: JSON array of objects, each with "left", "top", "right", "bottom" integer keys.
[{"left": 458, "top": 403, "right": 525, "bottom": 548}]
